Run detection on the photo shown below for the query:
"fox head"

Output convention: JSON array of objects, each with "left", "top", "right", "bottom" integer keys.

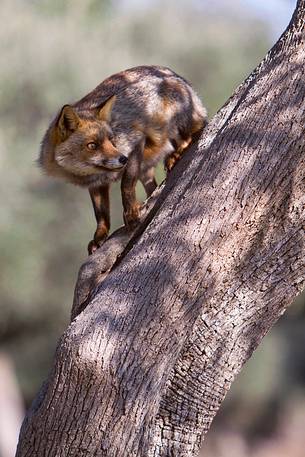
[{"left": 41, "top": 96, "right": 128, "bottom": 180}]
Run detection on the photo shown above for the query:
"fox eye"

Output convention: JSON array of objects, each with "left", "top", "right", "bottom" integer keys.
[{"left": 87, "top": 142, "right": 98, "bottom": 150}]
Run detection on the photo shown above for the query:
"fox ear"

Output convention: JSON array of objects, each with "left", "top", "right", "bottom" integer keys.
[
  {"left": 57, "top": 105, "right": 80, "bottom": 140},
  {"left": 98, "top": 96, "right": 116, "bottom": 123}
]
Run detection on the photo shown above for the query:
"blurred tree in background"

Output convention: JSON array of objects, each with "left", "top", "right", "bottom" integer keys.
[{"left": 0, "top": 0, "right": 303, "bottom": 455}]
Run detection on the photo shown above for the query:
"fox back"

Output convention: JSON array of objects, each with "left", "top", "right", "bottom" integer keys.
[{"left": 39, "top": 65, "right": 207, "bottom": 187}]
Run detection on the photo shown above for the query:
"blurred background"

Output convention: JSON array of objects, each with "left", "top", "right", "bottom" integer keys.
[{"left": 0, "top": 0, "right": 304, "bottom": 456}]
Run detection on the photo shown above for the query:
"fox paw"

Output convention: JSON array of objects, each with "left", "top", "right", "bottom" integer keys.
[
  {"left": 87, "top": 230, "right": 108, "bottom": 255},
  {"left": 164, "top": 155, "right": 177, "bottom": 173},
  {"left": 123, "top": 203, "right": 141, "bottom": 231},
  {"left": 88, "top": 239, "right": 99, "bottom": 255}
]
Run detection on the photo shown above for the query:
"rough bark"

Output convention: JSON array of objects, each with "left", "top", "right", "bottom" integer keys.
[{"left": 16, "top": 2, "right": 304, "bottom": 456}]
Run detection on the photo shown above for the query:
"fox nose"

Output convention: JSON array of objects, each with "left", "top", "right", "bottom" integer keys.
[{"left": 119, "top": 155, "right": 128, "bottom": 165}]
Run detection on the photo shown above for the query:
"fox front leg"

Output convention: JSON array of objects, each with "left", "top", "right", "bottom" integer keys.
[
  {"left": 88, "top": 185, "right": 110, "bottom": 255},
  {"left": 140, "top": 167, "right": 157, "bottom": 197},
  {"left": 121, "top": 140, "right": 144, "bottom": 230}
]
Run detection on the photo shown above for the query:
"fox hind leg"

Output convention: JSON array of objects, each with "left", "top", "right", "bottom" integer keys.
[
  {"left": 165, "top": 113, "right": 208, "bottom": 174},
  {"left": 164, "top": 136, "right": 192, "bottom": 174}
]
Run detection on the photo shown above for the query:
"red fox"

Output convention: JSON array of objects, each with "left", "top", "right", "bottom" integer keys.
[{"left": 39, "top": 65, "right": 207, "bottom": 254}]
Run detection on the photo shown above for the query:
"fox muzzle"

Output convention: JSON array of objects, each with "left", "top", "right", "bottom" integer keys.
[{"left": 96, "top": 155, "right": 128, "bottom": 171}]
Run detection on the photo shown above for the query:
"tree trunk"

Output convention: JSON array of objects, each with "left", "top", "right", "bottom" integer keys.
[{"left": 16, "top": 2, "right": 305, "bottom": 456}]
